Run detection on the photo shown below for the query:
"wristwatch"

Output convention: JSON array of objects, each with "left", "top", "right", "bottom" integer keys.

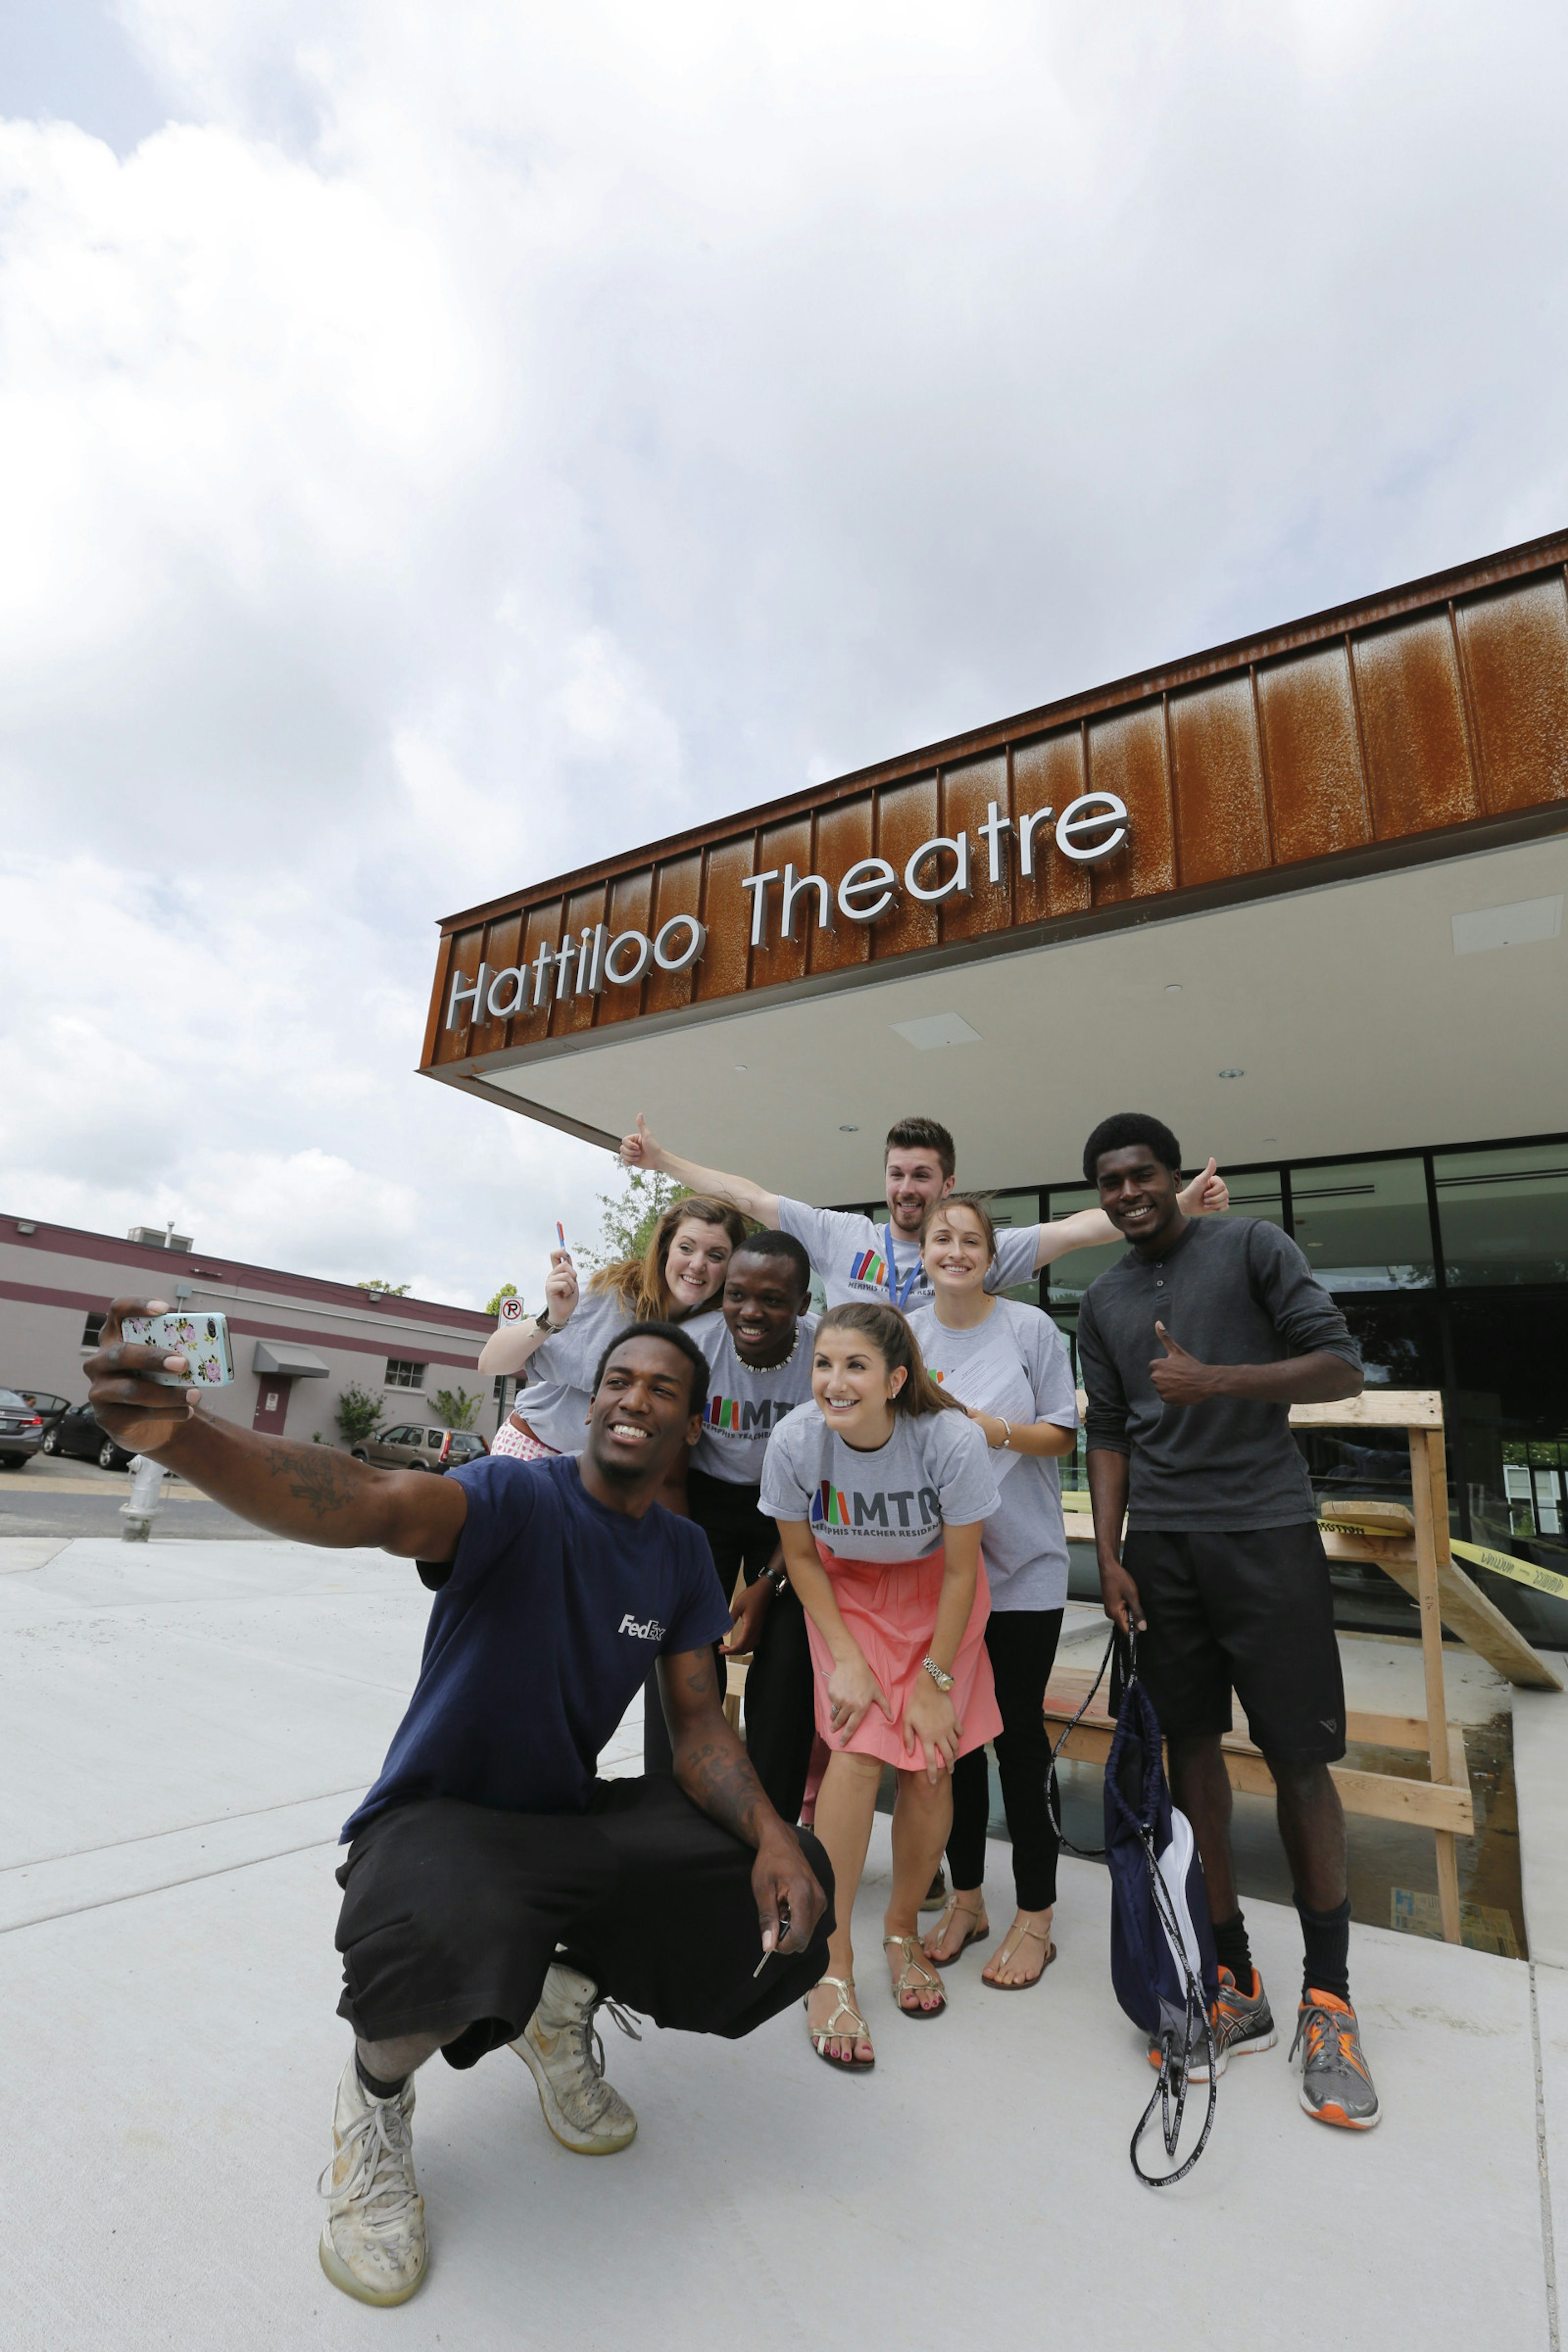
[
  {"left": 534, "top": 1310, "right": 553, "bottom": 1333},
  {"left": 922, "top": 1655, "right": 956, "bottom": 1694},
  {"left": 763, "top": 1565, "right": 789, "bottom": 1594}
]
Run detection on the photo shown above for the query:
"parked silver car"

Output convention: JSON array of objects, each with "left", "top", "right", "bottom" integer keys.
[
  {"left": 350, "top": 1423, "right": 490, "bottom": 1473},
  {"left": 0, "top": 1388, "right": 47, "bottom": 1469}
]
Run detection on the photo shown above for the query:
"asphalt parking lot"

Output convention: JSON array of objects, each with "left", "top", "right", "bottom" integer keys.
[{"left": 0, "top": 1451, "right": 267, "bottom": 1540}]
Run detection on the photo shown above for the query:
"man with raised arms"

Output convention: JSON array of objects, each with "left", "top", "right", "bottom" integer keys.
[
  {"left": 620, "top": 1112, "right": 1231, "bottom": 1314},
  {"left": 85, "top": 1304, "right": 831, "bottom": 2309}
]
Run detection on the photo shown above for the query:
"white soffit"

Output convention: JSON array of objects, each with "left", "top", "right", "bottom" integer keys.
[
  {"left": 891, "top": 1011, "right": 983, "bottom": 1050},
  {"left": 1451, "top": 895, "right": 1563, "bottom": 955},
  {"left": 477, "top": 834, "right": 1568, "bottom": 1194}
]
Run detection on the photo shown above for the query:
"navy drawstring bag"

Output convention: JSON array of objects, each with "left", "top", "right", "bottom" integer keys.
[{"left": 1049, "top": 1629, "right": 1220, "bottom": 2187}]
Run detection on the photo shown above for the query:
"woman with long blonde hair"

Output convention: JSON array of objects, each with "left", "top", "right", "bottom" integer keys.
[
  {"left": 759, "top": 1302, "right": 1000, "bottom": 2067},
  {"left": 479, "top": 1194, "right": 749, "bottom": 1463}
]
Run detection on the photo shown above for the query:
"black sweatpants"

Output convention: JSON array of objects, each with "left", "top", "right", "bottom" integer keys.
[
  {"left": 946, "top": 1606, "right": 1064, "bottom": 1912},
  {"left": 644, "top": 1470, "right": 817, "bottom": 1825},
  {"left": 334, "top": 1778, "right": 834, "bottom": 2065}
]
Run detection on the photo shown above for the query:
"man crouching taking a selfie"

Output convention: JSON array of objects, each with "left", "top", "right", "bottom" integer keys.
[{"left": 87, "top": 1299, "right": 831, "bottom": 2308}]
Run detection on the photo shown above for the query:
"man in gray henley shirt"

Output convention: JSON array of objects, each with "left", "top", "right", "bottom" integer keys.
[{"left": 1076, "top": 1111, "right": 1382, "bottom": 2135}]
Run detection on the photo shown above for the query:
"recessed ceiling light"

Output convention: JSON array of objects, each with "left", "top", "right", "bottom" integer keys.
[
  {"left": 1164, "top": 983, "right": 1183, "bottom": 995},
  {"left": 839, "top": 1123, "right": 859, "bottom": 1133},
  {"left": 1263, "top": 1136, "right": 1277, "bottom": 1145},
  {"left": 1218, "top": 1068, "right": 1245, "bottom": 1080},
  {"left": 733, "top": 1063, "right": 748, "bottom": 1072}
]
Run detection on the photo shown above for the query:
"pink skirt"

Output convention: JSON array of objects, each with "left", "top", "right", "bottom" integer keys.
[
  {"left": 490, "top": 1414, "right": 559, "bottom": 1463},
  {"left": 803, "top": 1537, "right": 1001, "bottom": 1771}
]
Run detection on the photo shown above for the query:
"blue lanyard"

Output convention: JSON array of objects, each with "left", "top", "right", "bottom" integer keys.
[{"left": 882, "top": 1223, "right": 923, "bottom": 1313}]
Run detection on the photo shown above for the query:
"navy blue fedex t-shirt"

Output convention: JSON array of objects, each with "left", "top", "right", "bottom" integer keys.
[{"left": 340, "top": 1454, "right": 731, "bottom": 1842}]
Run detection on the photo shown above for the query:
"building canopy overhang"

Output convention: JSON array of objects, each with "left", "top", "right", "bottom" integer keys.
[
  {"left": 250, "top": 1341, "right": 330, "bottom": 1380},
  {"left": 420, "top": 529, "right": 1568, "bottom": 1187}
]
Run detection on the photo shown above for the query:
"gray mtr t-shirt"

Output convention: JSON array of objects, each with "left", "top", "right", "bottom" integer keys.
[
  {"left": 760, "top": 1401, "right": 998, "bottom": 1562},
  {"left": 908, "top": 1298, "right": 1079, "bottom": 1609},
  {"left": 1075, "top": 1217, "right": 1362, "bottom": 1532},
  {"left": 689, "top": 1309, "right": 817, "bottom": 1485},
  {"left": 778, "top": 1200, "right": 1039, "bottom": 1313}
]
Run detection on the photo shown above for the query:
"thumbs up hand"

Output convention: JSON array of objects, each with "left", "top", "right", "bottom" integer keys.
[
  {"left": 1177, "top": 1156, "right": 1229, "bottom": 1217},
  {"left": 1149, "top": 1321, "right": 1219, "bottom": 1405}
]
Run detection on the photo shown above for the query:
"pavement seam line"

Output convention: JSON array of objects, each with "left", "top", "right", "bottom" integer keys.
[
  {"left": 0, "top": 1785, "right": 368, "bottom": 1875},
  {"left": 1533, "top": 1961, "right": 1562, "bottom": 2352},
  {"left": 0, "top": 1834, "right": 343, "bottom": 1936}
]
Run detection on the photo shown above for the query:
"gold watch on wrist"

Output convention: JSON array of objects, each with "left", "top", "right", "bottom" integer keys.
[{"left": 921, "top": 1654, "right": 956, "bottom": 1694}]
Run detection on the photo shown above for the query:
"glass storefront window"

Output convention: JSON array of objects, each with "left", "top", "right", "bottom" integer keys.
[
  {"left": 987, "top": 1190, "right": 1042, "bottom": 1303},
  {"left": 1043, "top": 1186, "right": 1124, "bottom": 1305},
  {"left": 1289, "top": 1158, "right": 1434, "bottom": 1290},
  {"left": 1433, "top": 1143, "right": 1568, "bottom": 1287}
]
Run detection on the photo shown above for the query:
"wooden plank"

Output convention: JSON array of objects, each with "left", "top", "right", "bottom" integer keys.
[
  {"left": 1368, "top": 1548, "right": 1564, "bottom": 1690},
  {"left": 1290, "top": 1390, "right": 1444, "bottom": 1430},
  {"left": 1044, "top": 1673, "right": 1435, "bottom": 1753},
  {"left": 1048, "top": 1721, "right": 1474, "bottom": 1833},
  {"left": 1319, "top": 1499, "right": 1415, "bottom": 1536}
]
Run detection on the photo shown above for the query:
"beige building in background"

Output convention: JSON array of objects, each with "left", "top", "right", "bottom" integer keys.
[{"left": 0, "top": 1216, "right": 495, "bottom": 1445}]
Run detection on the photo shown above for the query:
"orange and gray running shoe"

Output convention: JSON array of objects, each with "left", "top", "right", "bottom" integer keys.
[
  {"left": 1146, "top": 1966, "right": 1276, "bottom": 2082},
  {"left": 1291, "top": 1989, "right": 1381, "bottom": 2129}
]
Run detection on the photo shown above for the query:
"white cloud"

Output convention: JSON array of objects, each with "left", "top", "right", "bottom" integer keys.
[{"left": 0, "top": 0, "right": 1565, "bottom": 1308}]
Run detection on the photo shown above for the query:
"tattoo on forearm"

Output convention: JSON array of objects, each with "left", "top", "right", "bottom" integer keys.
[
  {"left": 678, "top": 1737, "right": 769, "bottom": 1844},
  {"left": 261, "top": 1445, "right": 364, "bottom": 1521}
]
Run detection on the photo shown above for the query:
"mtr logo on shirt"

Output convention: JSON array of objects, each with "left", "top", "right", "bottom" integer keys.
[
  {"left": 812, "top": 1480, "right": 942, "bottom": 1535},
  {"left": 704, "top": 1394, "right": 797, "bottom": 1437},
  {"left": 848, "top": 1246, "right": 929, "bottom": 1303}
]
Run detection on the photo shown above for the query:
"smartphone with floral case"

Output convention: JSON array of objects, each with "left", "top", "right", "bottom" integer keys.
[{"left": 121, "top": 1310, "right": 236, "bottom": 1388}]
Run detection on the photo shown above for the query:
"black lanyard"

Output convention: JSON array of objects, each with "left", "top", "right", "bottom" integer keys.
[{"left": 882, "top": 1223, "right": 923, "bottom": 1312}]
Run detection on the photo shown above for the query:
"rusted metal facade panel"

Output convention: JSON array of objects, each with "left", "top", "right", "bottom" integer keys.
[
  {"left": 1253, "top": 642, "right": 1372, "bottom": 866},
  {"left": 423, "top": 533, "right": 1568, "bottom": 1078},
  {"left": 1168, "top": 673, "right": 1271, "bottom": 886},
  {"left": 1352, "top": 613, "right": 1481, "bottom": 837},
  {"left": 1455, "top": 576, "right": 1568, "bottom": 813}
]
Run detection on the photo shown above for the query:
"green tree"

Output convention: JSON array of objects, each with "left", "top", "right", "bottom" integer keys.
[
  {"left": 333, "top": 1382, "right": 384, "bottom": 1445},
  {"left": 357, "top": 1278, "right": 410, "bottom": 1297},
  {"left": 585, "top": 1168, "right": 692, "bottom": 1270},
  {"left": 485, "top": 1281, "right": 520, "bottom": 1318},
  {"left": 432, "top": 1385, "right": 481, "bottom": 1432}
]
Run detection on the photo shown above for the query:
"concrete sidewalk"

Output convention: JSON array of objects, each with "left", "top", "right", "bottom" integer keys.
[{"left": 1, "top": 1537, "right": 1560, "bottom": 2350}]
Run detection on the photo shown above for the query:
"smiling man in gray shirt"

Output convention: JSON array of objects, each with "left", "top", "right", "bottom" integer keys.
[{"left": 1076, "top": 1111, "right": 1381, "bottom": 2136}]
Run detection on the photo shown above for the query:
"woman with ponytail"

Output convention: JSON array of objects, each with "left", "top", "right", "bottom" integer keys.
[{"left": 759, "top": 1302, "right": 1001, "bottom": 2068}]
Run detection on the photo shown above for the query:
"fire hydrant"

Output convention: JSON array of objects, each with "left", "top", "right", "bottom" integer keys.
[{"left": 119, "top": 1454, "right": 167, "bottom": 1543}]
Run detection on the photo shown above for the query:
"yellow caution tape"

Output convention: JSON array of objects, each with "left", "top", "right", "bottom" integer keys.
[
  {"left": 1449, "top": 1537, "right": 1568, "bottom": 1604},
  {"left": 1318, "top": 1514, "right": 1568, "bottom": 1601}
]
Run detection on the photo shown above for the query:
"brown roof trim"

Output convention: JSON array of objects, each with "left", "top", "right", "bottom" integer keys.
[
  {"left": 437, "top": 524, "right": 1568, "bottom": 931},
  {"left": 0, "top": 1277, "right": 484, "bottom": 1371},
  {"left": 0, "top": 1216, "right": 492, "bottom": 1332}
]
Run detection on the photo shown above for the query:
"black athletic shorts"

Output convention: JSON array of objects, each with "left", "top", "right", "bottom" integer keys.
[{"left": 1120, "top": 1523, "right": 1346, "bottom": 1765}]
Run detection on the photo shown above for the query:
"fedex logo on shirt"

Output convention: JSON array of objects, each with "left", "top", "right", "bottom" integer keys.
[
  {"left": 811, "top": 1481, "right": 941, "bottom": 1533},
  {"left": 618, "top": 1612, "right": 666, "bottom": 1642}
]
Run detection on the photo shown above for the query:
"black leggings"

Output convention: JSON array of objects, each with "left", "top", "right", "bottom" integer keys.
[
  {"left": 946, "top": 1606, "right": 1064, "bottom": 1912},
  {"left": 642, "top": 1472, "right": 816, "bottom": 1826}
]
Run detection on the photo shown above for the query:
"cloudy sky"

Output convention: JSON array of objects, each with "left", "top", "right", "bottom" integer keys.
[{"left": 0, "top": 1, "right": 1564, "bottom": 1309}]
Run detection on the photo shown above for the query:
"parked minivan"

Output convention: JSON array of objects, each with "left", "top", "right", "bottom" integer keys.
[{"left": 350, "top": 1424, "right": 490, "bottom": 1473}]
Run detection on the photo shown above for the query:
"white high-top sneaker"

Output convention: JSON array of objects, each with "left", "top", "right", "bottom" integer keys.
[
  {"left": 317, "top": 2055, "right": 428, "bottom": 2306},
  {"left": 512, "top": 1963, "right": 640, "bottom": 2155}
]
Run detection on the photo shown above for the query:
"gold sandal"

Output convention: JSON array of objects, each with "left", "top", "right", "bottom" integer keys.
[
  {"left": 805, "top": 1976, "right": 875, "bottom": 2068},
  {"left": 924, "top": 1894, "right": 988, "bottom": 1963},
  {"left": 884, "top": 1933, "right": 947, "bottom": 2019},
  {"left": 982, "top": 1918, "right": 1058, "bottom": 1991}
]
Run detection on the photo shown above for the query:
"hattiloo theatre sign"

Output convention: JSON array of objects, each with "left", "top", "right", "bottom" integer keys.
[{"left": 420, "top": 528, "right": 1568, "bottom": 1140}]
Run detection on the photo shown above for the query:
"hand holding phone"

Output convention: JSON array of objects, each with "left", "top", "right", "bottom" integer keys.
[{"left": 120, "top": 1311, "right": 236, "bottom": 1388}]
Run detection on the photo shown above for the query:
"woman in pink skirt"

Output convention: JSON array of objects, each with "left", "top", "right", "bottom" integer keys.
[{"left": 760, "top": 1302, "right": 1000, "bottom": 2068}]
